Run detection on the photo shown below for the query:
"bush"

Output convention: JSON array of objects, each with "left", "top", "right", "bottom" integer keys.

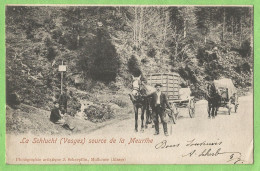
[
  {"left": 111, "top": 99, "right": 128, "bottom": 108},
  {"left": 52, "top": 29, "right": 62, "bottom": 40},
  {"left": 79, "top": 30, "right": 120, "bottom": 83},
  {"left": 147, "top": 47, "right": 156, "bottom": 58},
  {"left": 90, "top": 40, "right": 120, "bottom": 82},
  {"left": 240, "top": 40, "right": 251, "bottom": 58},
  {"left": 6, "top": 92, "right": 21, "bottom": 107},
  {"left": 84, "top": 104, "right": 114, "bottom": 123},
  {"left": 241, "top": 62, "right": 251, "bottom": 73},
  {"left": 204, "top": 62, "right": 223, "bottom": 80},
  {"left": 46, "top": 47, "right": 56, "bottom": 61},
  {"left": 234, "top": 66, "right": 241, "bottom": 73},
  {"left": 178, "top": 65, "right": 197, "bottom": 84},
  {"left": 196, "top": 47, "right": 206, "bottom": 65},
  {"left": 141, "top": 58, "right": 149, "bottom": 64},
  {"left": 128, "top": 55, "right": 142, "bottom": 77}
]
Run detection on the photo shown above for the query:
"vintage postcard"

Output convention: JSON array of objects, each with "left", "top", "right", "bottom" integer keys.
[{"left": 5, "top": 5, "right": 253, "bottom": 164}]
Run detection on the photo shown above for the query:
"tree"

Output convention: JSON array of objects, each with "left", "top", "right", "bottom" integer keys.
[
  {"left": 128, "top": 55, "right": 142, "bottom": 76},
  {"left": 79, "top": 22, "right": 120, "bottom": 82}
]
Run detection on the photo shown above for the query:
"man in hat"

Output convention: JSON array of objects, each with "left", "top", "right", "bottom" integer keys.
[
  {"left": 50, "top": 101, "right": 74, "bottom": 130},
  {"left": 147, "top": 83, "right": 172, "bottom": 136}
]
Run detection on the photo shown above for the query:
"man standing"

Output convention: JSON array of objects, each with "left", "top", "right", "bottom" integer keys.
[
  {"left": 147, "top": 83, "right": 172, "bottom": 136},
  {"left": 58, "top": 88, "right": 68, "bottom": 114}
]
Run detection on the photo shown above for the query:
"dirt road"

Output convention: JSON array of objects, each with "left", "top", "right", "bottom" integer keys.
[
  {"left": 89, "top": 94, "right": 253, "bottom": 140},
  {"left": 6, "top": 94, "right": 253, "bottom": 164},
  {"left": 85, "top": 94, "right": 253, "bottom": 164}
]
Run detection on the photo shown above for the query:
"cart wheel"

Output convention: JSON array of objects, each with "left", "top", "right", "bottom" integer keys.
[
  {"left": 175, "top": 111, "right": 179, "bottom": 121},
  {"left": 227, "top": 100, "right": 232, "bottom": 115},
  {"left": 234, "top": 94, "right": 238, "bottom": 113},
  {"left": 167, "top": 109, "right": 176, "bottom": 124},
  {"left": 189, "top": 99, "right": 195, "bottom": 118},
  {"left": 171, "top": 111, "right": 176, "bottom": 124},
  {"left": 171, "top": 103, "right": 178, "bottom": 122}
]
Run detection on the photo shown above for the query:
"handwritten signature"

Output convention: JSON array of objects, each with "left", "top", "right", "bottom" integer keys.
[
  {"left": 154, "top": 140, "right": 245, "bottom": 164},
  {"left": 182, "top": 148, "right": 245, "bottom": 164}
]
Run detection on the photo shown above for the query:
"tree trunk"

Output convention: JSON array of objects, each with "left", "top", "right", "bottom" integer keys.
[
  {"left": 138, "top": 7, "right": 143, "bottom": 49},
  {"left": 158, "top": 9, "right": 168, "bottom": 68},
  {"left": 77, "top": 34, "right": 80, "bottom": 47},
  {"left": 175, "top": 42, "right": 178, "bottom": 59},
  {"left": 163, "top": 10, "right": 168, "bottom": 46},
  {"left": 222, "top": 8, "right": 226, "bottom": 41},
  {"left": 183, "top": 7, "right": 187, "bottom": 39},
  {"left": 240, "top": 16, "right": 243, "bottom": 46},
  {"left": 231, "top": 16, "right": 234, "bottom": 42},
  {"left": 134, "top": 7, "right": 137, "bottom": 50},
  {"left": 250, "top": 7, "right": 253, "bottom": 55}
]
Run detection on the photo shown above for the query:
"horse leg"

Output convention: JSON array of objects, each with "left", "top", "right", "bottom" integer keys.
[
  {"left": 215, "top": 97, "right": 219, "bottom": 116},
  {"left": 135, "top": 106, "right": 139, "bottom": 132},
  {"left": 212, "top": 106, "right": 215, "bottom": 119},
  {"left": 208, "top": 102, "right": 211, "bottom": 118},
  {"left": 145, "top": 102, "right": 150, "bottom": 128},
  {"left": 141, "top": 106, "right": 145, "bottom": 132},
  {"left": 214, "top": 106, "right": 218, "bottom": 117},
  {"left": 145, "top": 109, "right": 149, "bottom": 129}
]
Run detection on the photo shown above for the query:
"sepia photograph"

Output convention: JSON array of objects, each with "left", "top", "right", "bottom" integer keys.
[{"left": 5, "top": 5, "right": 253, "bottom": 164}]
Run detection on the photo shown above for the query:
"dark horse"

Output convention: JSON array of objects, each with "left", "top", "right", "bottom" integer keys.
[
  {"left": 129, "top": 76, "right": 152, "bottom": 132},
  {"left": 206, "top": 82, "right": 221, "bottom": 118}
]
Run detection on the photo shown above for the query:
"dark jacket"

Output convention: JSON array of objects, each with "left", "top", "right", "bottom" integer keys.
[
  {"left": 59, "top": 93, "right": 68, "bottom": 106},
  {"left": 147, "top": 91, "right": 171, "bottom": 110},
  {"left": 50, "top": 108, "right": 62, "bottom": 123}
]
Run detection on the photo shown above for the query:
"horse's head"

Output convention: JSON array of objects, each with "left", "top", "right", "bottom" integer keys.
[
  {"left": 207, "top": 82, "right": 217, "bottom": 98},
  {"left": 132, "top": 75, "right": 141, "bottom": 90},
  {"left": 132, "top": 75, "right": 142, "bottom": 96}
]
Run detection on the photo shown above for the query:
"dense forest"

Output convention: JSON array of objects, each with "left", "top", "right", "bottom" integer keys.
[{"left": 6, "top": 6, "right": 253, "bottom": 113}]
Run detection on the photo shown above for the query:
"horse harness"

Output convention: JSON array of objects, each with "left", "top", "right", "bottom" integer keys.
[{"left": 132, "top": 79, "right": 146, "bottom": 105}]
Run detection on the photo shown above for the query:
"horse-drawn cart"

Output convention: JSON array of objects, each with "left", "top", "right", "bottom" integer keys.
[
  {"left": 213, "top": 78, "right": 239, "bottom": 115},
  {"left": 146, "top": 73, "right": 195, "bottom": 120}
]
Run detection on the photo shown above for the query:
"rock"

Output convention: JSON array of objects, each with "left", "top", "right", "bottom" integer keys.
[{"left": 108, "top": 103, "right": 121, "bottom": 110}]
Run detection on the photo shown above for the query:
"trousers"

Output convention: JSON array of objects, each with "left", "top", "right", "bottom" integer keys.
[{"left": 153, "top": 105, "right": 168, "bottom": 133}]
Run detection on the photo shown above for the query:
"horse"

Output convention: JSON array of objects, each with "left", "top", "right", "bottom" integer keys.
[
  {"left": 129, "top": 75, "right": 152, "bottom": 132},
  {"left": 206, "top": 82, "right": 221, "bottom": 119}
]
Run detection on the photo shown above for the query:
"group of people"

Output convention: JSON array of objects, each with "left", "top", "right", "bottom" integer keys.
[
  {"left": 50, "top": 89, "right": 74, "bottom": 130},
  {"left": 50, "top": 83, "right": 173, "bottom": 135}
]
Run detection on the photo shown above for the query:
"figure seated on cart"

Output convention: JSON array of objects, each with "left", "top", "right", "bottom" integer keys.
[{"left": 213, "top": 78, "right": 239, "bottom": 114}]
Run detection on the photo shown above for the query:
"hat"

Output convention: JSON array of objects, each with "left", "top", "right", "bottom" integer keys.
[{"left": 154, "top": 83, "right": 163, "bottom": 87}]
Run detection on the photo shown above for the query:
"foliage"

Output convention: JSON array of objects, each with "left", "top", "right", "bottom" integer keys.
[
  {"left": 127, "top": 55, "right": 142, "bottom": 77},
  {"left": 84, "top": 104, "right": 114, "bottom": 123},
  {"left": 80, "top": 29, "right": 120, "bottom": 82},
  {"left": 5, "top": 6, "right": 253, "bottom": 112}
]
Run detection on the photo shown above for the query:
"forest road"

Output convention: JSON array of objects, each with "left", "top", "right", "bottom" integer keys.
[{"left": 88, "top": 94, "right": 253, "bottom": 140}]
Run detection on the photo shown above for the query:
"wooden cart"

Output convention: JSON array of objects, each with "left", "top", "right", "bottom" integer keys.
[
  {"left": 214, "top": 78, "right": 239, "bottom": 115},
  {"left": 146, "top": 73, "right": 195, "bottom": 121}
]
